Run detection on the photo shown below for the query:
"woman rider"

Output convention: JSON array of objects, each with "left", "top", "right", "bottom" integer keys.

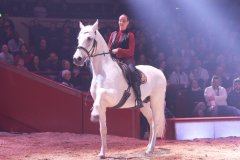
[{"left": 108, "top": 14, "right": 143, "bottom": 108}]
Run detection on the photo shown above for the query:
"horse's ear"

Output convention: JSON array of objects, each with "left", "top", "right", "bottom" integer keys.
[
  {"left": 79, "top": 21, "right": 84, "bottom": 29},
  {"left": 92, "top": 19, "right": 98, "bottom": 32}
]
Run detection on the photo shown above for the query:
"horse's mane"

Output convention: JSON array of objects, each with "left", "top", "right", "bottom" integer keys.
[
  {"left": 95, "top": 30, "right": 109, "bottom": 54},
  {"left": 94, "top": 29, "right": 122, "bottom": 74}
]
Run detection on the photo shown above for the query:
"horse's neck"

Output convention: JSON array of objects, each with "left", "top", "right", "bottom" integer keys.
[
  {"left": 90, "top": 32, "right": 121, "bottom": 78},
  {"left": 91, "top": 54, "right": 116, "bottom": 75}
]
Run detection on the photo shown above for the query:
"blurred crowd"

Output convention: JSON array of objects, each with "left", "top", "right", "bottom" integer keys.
[
  {"left": 0, "top": 0, "right": 124, "bottom": 19},
  {"left": 0, "top": 14, "right": 92, "bottom": 92}
]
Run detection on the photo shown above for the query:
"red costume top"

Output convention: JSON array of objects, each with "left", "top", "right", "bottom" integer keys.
[{"left": 108, "top": 30, "right": 135, "bottom": 64}]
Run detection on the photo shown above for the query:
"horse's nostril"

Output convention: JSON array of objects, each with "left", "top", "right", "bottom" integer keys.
[
  {"left": 73, "top": 57, "right": 82, "bottom": 63},
  {"left": 77, "top": 57, "right": 82, "bottom": 61}
]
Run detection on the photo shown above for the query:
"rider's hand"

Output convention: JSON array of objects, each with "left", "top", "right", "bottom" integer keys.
[{"left": 111, "top": 48, "right": 119, "bottom": 54}]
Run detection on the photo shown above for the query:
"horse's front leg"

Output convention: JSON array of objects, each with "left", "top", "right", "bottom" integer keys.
[
  {"left": 90, "top": 88, "right": 109, "bottom": 158},
  {"left": 90, "top": 88, "right": 105, "bottom": 122},
  {"left": 98, "top": 107, "right": 107, "bottom": 159}
]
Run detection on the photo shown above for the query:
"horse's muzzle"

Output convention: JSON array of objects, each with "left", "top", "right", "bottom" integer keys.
[{"left": 73, "top": 57, "right": 83, "bottom": 66}]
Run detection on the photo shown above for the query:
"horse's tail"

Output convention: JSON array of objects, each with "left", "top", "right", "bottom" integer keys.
[
  {"left": 158, "top": 92, "right": 166, "bottom": 138},
  {"left": 151, "top": 75, "right": 167, "bottom": 138},
  {"left": 156, "top": 92, "right": 166, "bottom": 138}
]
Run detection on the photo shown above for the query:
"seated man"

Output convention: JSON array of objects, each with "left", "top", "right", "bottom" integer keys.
[
  {"left": 227, "top": 77, "right": 240, "bottom": 110},
  {"left": 204, "top": 75, "right": 240, "bottom": 117}
]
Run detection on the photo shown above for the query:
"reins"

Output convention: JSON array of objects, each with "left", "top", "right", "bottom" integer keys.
[{"left": 77, "top": 39, "right": 111, "bottom": 58}]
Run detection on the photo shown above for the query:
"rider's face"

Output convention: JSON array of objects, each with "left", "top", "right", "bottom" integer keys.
[{"left": 118, "top": 15, "right": 129, "bottom": 31}]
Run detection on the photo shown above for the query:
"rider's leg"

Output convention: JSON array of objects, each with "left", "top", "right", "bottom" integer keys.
[{"left": 128, "top": 64, "right": 143, "bottom": 108}]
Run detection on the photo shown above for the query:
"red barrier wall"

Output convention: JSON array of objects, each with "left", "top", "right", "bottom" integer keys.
[
  {"left": 0, "top": 63, "right": 141, "bottom": 138},
  {"left": 0, "top": 63, "right": 83, "bottom": 133}
]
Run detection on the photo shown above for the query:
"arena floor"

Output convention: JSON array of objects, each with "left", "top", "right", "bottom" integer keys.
[{"left": 0, "top": 132, "right": 240, "bottom": 160}]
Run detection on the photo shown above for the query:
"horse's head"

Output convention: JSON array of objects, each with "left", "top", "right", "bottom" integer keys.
[{"left": 73, "top": 20, "right": 98, "bottom": 66}]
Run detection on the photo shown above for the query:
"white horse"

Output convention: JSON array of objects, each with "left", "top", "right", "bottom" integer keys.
[{"left": 73, "top": 20, "right": 167, "bottom": 159}]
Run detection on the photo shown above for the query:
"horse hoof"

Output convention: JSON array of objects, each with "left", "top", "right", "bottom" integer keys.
[
  {"left": 145, "top": 150, "right": 153, "bottom": 155},
  {"left": 98, "top": 154, "right": 105, "bottom": 159},
  {"left": 91, "top": 115, "right": 99, "bottom": 122}
]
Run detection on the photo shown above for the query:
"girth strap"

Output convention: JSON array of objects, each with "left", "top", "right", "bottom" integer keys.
[{"left": 112, "top": 85, "right": 131, "bottom": 108}]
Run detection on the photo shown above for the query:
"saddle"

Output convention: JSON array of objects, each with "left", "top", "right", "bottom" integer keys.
[
  {"left": 111, "top": 58, "right": 148, "bottom": 108},
  {"left": 118, "top": 61, "right": 147, "bottom": 85}
]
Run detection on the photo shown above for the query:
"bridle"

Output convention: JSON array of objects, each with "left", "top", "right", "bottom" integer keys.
[{"left": 77, "top": 35, "right": 110, "bottom": 58}]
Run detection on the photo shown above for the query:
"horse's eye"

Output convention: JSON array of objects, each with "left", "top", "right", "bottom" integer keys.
[{"left": 87, "top": 37, "right": 92, "bottom": 41}]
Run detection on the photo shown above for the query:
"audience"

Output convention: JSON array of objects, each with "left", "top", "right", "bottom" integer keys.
[
  {"left": 15, "top": 57, "right": 28, "bottom": 71},
  {"left": 227, "top": 77, "right": 240, "bottom": 110},
  {"left": 59, "top": 25, "right": 76, "bottom": 61},
  {"left": 189, "top": 59, "right": 209, "bottom": 88},
  {"left": 27, "top": 55, "right": 45, "bottom": 72},
  {"left": 214, "top": 65, "right": 233, "bottom": 90},
  {"left": 33, "top": 0, "right": 48, "bottom": 18},
  {"left": 44, "top": 51, "right": 61, "bottom": 80},
  {"left": 187, "top": 79, "right": 206, "bottom": 117},
  {"left": 71, "top": 66, "right": 92, "bottom": 92},
  {"left": 61, "top": 59, "right": 72, "bottom": 71},
  {"left": 14, "top": 43, "right": 33, "bottom": 66},
  {"left": 7, "top": 31, "right": 24, "bottom": 55},
  {"left": 35, "top": 37, "right": 50, "bottom": 62},
  {"left": 0, "top": 44, "right": 14, "bottom": 64},
  {"left": 60, "top": 69, "right": 73, "bottom": 87},
  {"left": 1, "top": 15, "right": 15, "bottom": 44},
  {"left": 204, "top": 75, "right": 240, "bottom": 117},
  {"left": 44, "top": 51, "right": 61, "bottom": 72},
  {"left": 168, "top": 64, "right": 189, "bottom": 88}
]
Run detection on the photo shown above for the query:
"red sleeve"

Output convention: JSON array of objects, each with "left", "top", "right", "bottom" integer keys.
[{"left": 116, "top": 32, "right": 135, "bottom": 58}]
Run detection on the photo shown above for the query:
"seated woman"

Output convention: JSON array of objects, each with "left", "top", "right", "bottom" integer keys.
[
  {"left": 60, "top": 69, "right": 73, "bottom": 88},
  {"left": 187, "top": 79, "right": 206, "bottom": 117},
  {"left": 27, "top": 55, "right": 45, "bottom": 72}
]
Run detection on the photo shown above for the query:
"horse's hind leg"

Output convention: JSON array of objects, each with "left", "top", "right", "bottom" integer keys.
[
  {"left": 144, "top": 92, "right": 166, "bottom": 154},
  {"left": 140, "top": 103, "right": 154, "bottom": 152}
]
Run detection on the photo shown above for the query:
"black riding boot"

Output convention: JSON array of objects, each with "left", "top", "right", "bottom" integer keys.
[
  {"left": 132, "top": 82, "right": 144, "bottom": 108},
  {"left": 128, "top": 64, "right": 144, "bottom": 108}
]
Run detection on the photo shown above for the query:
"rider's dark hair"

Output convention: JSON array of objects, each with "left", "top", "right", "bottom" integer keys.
[{"left": 120, "top": 14, "right": 129, "bottom": 21}]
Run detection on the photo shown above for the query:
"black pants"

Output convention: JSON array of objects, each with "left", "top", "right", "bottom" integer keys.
[{"left": 127, "top": 63, "right": 139, "bottom": 83}]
